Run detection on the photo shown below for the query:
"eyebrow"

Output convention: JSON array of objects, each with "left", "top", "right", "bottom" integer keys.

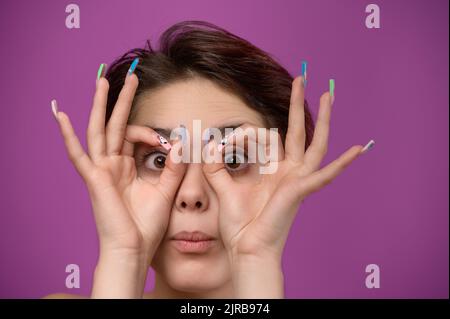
[{"left": 143, "top": 122, "right": 246, "bottom": 138}]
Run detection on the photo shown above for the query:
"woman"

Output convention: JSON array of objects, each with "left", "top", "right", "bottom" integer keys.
[{"left": 47, "top": 20, "right": 374, "bottom": 299}]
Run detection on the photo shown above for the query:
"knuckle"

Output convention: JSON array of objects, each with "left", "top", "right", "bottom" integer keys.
[{"left": 67, "top": 152, "right": 77, "bottom": 163}]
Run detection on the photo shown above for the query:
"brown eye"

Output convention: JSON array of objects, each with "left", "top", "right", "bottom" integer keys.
[
  {"left": 144, "top": 152, "right": 167, "bottom": 171},
  {"left": 224, "top": 150, "right": 247, "bottom": 172}
]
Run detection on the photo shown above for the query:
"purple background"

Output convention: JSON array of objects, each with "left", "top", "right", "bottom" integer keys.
[{"left": 0, "top": 0, "right": 448, "bottom": 298}]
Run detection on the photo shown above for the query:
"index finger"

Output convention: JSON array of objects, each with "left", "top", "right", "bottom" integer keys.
[
  {"left": 216, "top": 124, "right": 283, "bottom": 164},
  {"left": 121, "top": 125, "right": 170, "bottom": 157},
  {"left": 106, "top": 59, "right": 140, "bottom": 155}
]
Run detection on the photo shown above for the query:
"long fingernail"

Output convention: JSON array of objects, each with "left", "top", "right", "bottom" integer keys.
[
  {"left": 157, "top": 134, "right": 172, "bottom": 151},
  {"left": 217, "top": 131, "right": 235, "bottom": 152},
  {"left": 301, "top": 61, "right": 308, "bottom": 87},
  {"left": 329, "top": 79, "right": 335, "bottom": 104},
  {"left": 361, "top": 139, "right": 375, "bottom": 154},
  {"left": 179, "top": 124, "right": 187, "bottom": 145},
  {"left": 127, "top": 58, "right": 139, "bottom": 76},
  {"left": 51, "top": 99, "right": 58, "bottom": 120},
  {"left": 203, "top": 128, "right": 212, "bottom": 146},
  {"left": 97, "top": 63, "right": 106, "bottom": 81}
]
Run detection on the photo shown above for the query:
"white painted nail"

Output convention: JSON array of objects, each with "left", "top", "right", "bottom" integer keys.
[
  {"left": 361, "top": 139, "right": 375, "bottom": 154},
  {"left": 157, "top": 134, "right": 172, "bottom": 151},
  {"left": 51, "top": 99, "right": 58, "bottom": 119},
  {"left": 179, "top": 124, "right": 187, "bottom": 145},
  {"left": 202, "top": 128, "right": 212, "bottom": 146},
  {"left": 217, "top": 131, "right": 235, "bottom": 152}
]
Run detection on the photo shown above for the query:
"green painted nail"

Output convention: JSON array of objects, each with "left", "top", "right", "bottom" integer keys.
[
  {"left": 329, "top": 79, "right": 335, "bottom": 97},
  {"left": 97, "top": 63, "right": 106, "bottom": 80}
]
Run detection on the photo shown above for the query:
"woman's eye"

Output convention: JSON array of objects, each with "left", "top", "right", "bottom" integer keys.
[
  {"left": 143, "top": 151, "right": 167, "bottom": 171},
  {"left": 224, "top": 151, "right": 248, "bottom": 172}
]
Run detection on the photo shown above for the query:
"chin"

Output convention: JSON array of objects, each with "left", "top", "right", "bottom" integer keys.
[{"left": 152, "top": 243, "right": 231, "bottom": 293}]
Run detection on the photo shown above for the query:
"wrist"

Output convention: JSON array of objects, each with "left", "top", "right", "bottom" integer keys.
[
  {"left": 229, "top": 253, "right": 284, "bottom": 299},
  {"left": 227, "top": 240, "right": 283, "bottom": 266},
  {"left": 91, "top": 248, "right": 151, "bottom": 299},
  {"left": 99, "top": 244, "right": 153, "bottom": 266}
]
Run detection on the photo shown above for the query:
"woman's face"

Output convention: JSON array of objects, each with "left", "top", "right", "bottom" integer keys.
[{"left": 130, "top": 76, "right": 266, "bottom": 293}]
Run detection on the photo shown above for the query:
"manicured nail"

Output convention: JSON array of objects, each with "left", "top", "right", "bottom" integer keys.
[
  {"left": 157, "top": 134, "right": 172, "bottom": 151},
  {"left": 51, "top": 99, "right": 58, "bottom": 120},
  {"left": 179, "top": 124, "right": 187, "bottom": 145},
  {"left": 301, "top": 61, "right": 308, "bottom": 87},
  {"left": 127, "top": 58, "right": 139, "bottom": 76},
  {"left": 217, "top": 131, "right": 235, "bottom": 152},
  {"left": 329, "top": 79, "right": 335, "bottom": 104},
  {"left": 202, "top": 128, "right": 211, "bottom": 146},
  {"left": 97, "top": 63, "right": 106, "bottom": 80},
  {"left": 361, "top": 139, "right": 375, "bottom": 154}
]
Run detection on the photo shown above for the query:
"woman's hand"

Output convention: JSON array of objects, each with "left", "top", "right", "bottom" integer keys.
[
  {"left": 203, "top": 76, "right": 372, "bottom": 297},
  {"left": 52, "top": 72, "right": 186, "bottom": 297}
]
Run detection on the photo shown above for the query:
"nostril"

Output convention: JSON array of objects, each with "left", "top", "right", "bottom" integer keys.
[{"left": 180, "top": 201, "right": 203, "bottom": 209}]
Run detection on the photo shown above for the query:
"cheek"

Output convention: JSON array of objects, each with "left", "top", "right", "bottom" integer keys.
[
  {"left": 136, "top": 169, "right": 162, "bottom": 184},
  {"left": 228, "top": 164, "right": 263, "bottom": 184}
]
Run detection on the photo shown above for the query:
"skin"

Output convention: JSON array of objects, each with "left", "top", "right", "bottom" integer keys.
[{"left": 47, "top": 71, "right": 365, "bottom": 299}]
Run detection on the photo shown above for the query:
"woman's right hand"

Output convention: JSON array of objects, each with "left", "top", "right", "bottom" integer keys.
[{"left": 52, "top": 72, "right": 186, "bottom": 297}]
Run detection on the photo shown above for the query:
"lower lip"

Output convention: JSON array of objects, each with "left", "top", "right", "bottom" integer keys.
[{"left": 171, "top": 239, "right": 216, "bottom": 253}]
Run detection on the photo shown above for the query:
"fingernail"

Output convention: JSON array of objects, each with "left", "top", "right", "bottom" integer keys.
[
  {"left": 51, "top": 99, "right": 58, "bottom": 120},
  {"left": 203, "top": 128, "right": 213, "bottom": 146},
  {"left": 361, "top": 139, "right": 375, "bottom": 154},
  {"left": 329, "top": 79, "right": 335, "bottom": 104},
  {"left": 127, "top": 58, "right": 139, "bottom": 76},
  {"left": 179, "top": 124, "right": 187, "bottom": 145},
  {"left": 301, "top": 60, "right": 308, "bottom": 87},
  {"left": 97, "top": 63, "right": 106, "bottom": 81},
  {"left": 217, "top": 131, "right": 234, "bottom": 152},
  {"left": 157, "top": 134, "right": 172, "bottom": 151},
  {"left": 202, "top": 128, "right": 209, "bottom": 145}
]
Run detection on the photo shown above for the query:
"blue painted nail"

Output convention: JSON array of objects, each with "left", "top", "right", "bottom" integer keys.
[
  {"left": 128, "top": 58, "right": 139, "bottom": 76},
  {"left": 301, "top": 60, "right": 308, "bottom": 87}
]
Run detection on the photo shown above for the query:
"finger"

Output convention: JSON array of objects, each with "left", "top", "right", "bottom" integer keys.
[
  {"left": 121, "top": 125, "right": 161, "bottom": 157},
  {"left": 285, "top": 76, "right": 306, "bottom": 162},
  {"left": 303, "top": 92, "right": 332, "bottom": 172},
  {"left": 297, "top": 145, "right": 363, "bottom": 197},
  {"left": 106, "top": 73, "right": 139, "bottom": 155},
  {"left": 157, "top": 139, "right": 187, "bottom": 202},
  {"left": 256, "top": 144, "right": 362, "bottom": 238},
  {"left": 87, "top": 77, "right": 109, "bottom": 160},
  {"left": 202, "top": 140, "right": 234, "bottom": 193},
  {"left": 217, "top": 124, "right": 280, "bottom": 163},
  {"left": 55, "top": 109, "right": 93, "bottom": 177}
]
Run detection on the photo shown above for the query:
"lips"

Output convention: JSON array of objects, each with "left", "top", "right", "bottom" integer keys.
[{"left": 170, "top": 231, "right": 216, "bottom": 253}]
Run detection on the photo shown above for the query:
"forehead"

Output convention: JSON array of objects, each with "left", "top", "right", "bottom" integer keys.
[{"left": 131, "top": 77, "right": 265, "bottom": 130}]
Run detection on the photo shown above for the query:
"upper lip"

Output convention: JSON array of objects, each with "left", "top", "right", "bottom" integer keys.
[{"left": 171, "top": 231, "right": 215, "bottom": 241}]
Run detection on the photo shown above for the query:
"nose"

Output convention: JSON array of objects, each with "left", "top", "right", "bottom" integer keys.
[{"left": 175, "top": 164, "right": 209, "bottom": 213}]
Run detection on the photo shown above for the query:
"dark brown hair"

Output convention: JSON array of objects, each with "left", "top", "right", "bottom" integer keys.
[{"left": 105, "top": 20, "right": 314, "bottom": 149}]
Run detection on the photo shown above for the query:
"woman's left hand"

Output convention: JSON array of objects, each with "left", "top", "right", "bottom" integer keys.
[{"left": 203, "top": 76, "right": 369, "bottom": 297}]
